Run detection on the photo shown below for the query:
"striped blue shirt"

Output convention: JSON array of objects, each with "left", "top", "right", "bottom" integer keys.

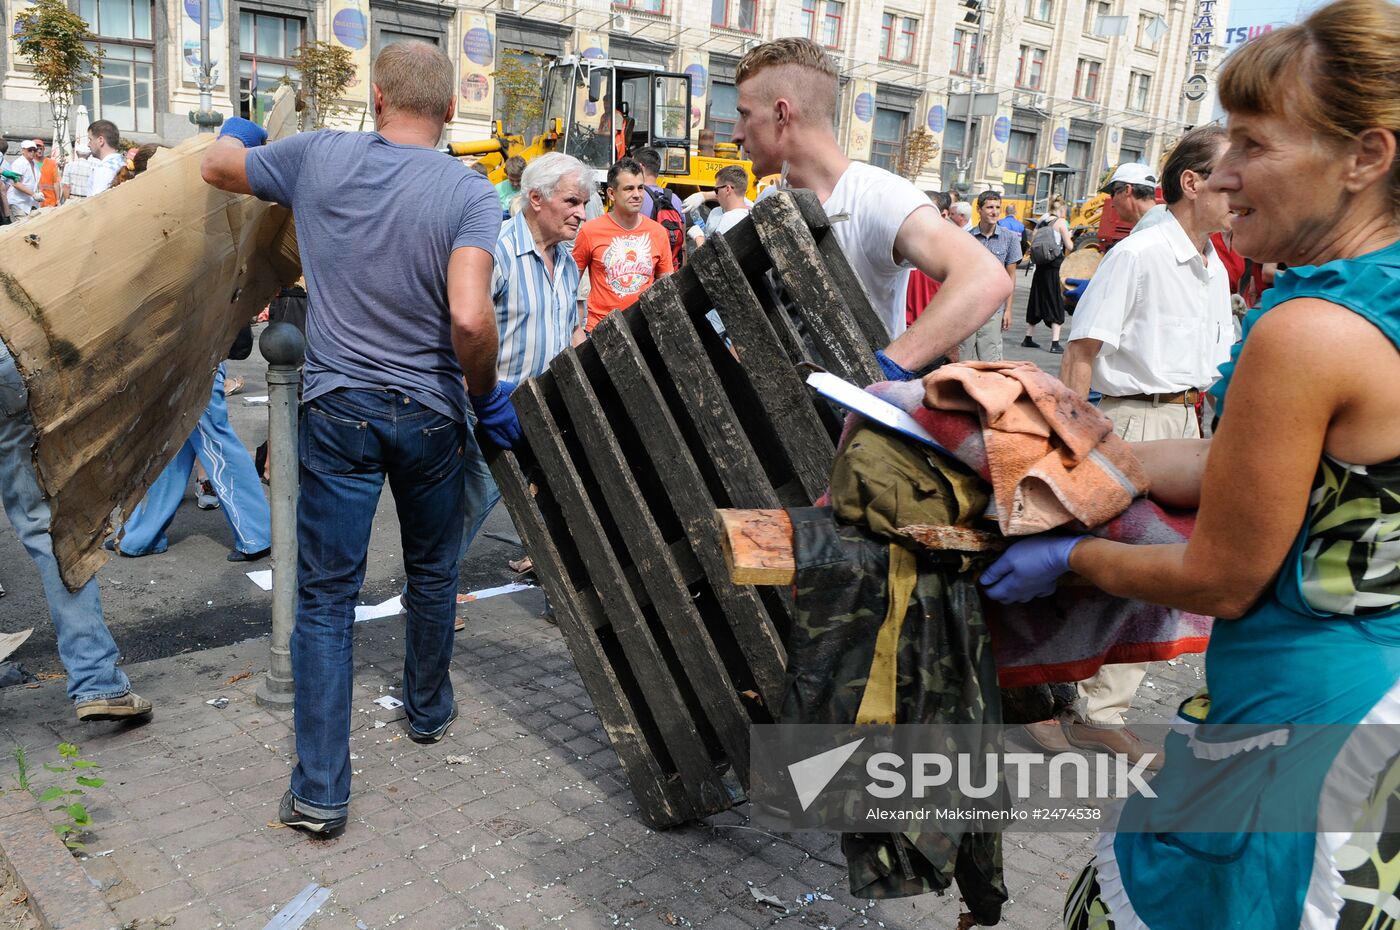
[{"left": 491, "top": 210, "right": 582, "bottom": 384}]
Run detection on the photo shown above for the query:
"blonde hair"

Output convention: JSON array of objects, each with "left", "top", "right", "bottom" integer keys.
[
  {"left": 735, "top": 37, "right": 839, "bottom": 124},
  {"left": 1219, "top": 0, "right": 1400, "bottom": 212},
  {"left": 373, "top": 41, "right": 455, "bottom": 121}
]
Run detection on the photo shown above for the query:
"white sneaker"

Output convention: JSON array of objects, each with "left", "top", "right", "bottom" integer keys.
[{"left": 196, "top": 479, "right": 220, "bottom": 510}]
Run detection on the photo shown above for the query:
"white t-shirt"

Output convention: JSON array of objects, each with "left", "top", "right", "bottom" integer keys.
[
  {"left": 1067, "top": 209, "right": 1233, "bottom": 396},
  {"left": 6, "top": 156, "right": 39, "bottom": 212},
  {"left": 712, "top": 207, "right": 750, "bottom": 235},
  {"left": 88, "top": 152, "right": 123, "bottom": 196},
  {"left": 823, "top": 162, "right": 928, "bottom": 339}
]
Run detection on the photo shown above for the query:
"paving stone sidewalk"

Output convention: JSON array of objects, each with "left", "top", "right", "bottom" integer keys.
[{"left": 0, "top": 586, "right": 1203, "bottom": 930}]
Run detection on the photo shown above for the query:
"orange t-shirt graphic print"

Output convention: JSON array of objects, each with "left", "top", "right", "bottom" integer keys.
[{"left": 573, "top": 214, "right": 673, "bottom": 331}]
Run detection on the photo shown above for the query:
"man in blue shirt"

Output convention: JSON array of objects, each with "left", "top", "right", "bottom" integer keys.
[
  {"left": 958, "top": 190, "right": 1023, "bottom": 361},
  {"left": 201, "top": 40, "right": 518, "bottom": 836},
  {"left": 454, "top": 153, "right": 590, "bottom": 594}
]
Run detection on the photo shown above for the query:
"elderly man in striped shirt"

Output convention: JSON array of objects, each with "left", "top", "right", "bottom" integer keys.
[{"left": 456, "top": 153, "right": 592, "bottom": 617}]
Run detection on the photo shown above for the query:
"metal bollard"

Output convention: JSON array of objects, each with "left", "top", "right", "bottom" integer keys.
[{"left": 255, "top": 322, "right": 304, "bottom": 709}]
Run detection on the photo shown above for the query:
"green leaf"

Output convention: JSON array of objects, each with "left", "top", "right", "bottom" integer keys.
[
  {"left": 51, "top": 822, "right": 74, "bottom": 834},
  {"left": 43, "top": 763, "right": 68, "bottom": 773},
  {"left": 37, "top": 786, "right": 65, "bottom": 803},
  {"left": 70, "top": 759, "right": 98, "bottom": 769},
  {"left": 58, "top": 743, "right": 79, "bottom": 758},
  {"left": 66, "top": 803, "right": 92, "bottom": 826},
  {"left": 74, "top": 776, "right": 105, "bottom": 788}
]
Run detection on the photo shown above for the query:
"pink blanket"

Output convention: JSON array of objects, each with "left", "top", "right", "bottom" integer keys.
[{"left": 864, "top": 376, "right": 1211, "bottom": 687}]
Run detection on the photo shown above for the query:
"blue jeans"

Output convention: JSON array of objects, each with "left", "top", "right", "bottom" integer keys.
[
  {"left": 119, "top": 364, "right": 271, "bottom": 556},
  {"left": 290, "top": 388, "right": 466, "bottom": 816},
  {"left": 0, "top": 347, "right": 130, "bottom": 703},
  {"left": 457, "top": 409, "right": 502, "bottom": 562}
]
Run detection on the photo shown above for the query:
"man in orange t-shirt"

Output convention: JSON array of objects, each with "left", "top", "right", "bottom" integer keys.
[{"left": 572, "top": 156, "right": 673, "bottom": 331}]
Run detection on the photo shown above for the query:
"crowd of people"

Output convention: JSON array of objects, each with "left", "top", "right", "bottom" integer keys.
[
  {"left": 3, "top": 0, "right": 1397, "bottom": 922},
  {"left": 1, "top": 119, "right": 128, "bottom": 223}
]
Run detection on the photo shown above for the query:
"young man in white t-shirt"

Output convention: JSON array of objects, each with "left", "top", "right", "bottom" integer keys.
[
  {"left": 86, "top": 119, "right": 125, "bottom": 197},
  {"left": 731, "top": 38, "right": 1009, "bottom": 379},
  {"left": 709, "top": 165, "right": 752, "bottom": 235}
]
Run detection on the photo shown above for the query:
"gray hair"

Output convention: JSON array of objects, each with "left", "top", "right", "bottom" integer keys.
[
  {"left": 951, "top": 201, "right": 973, "bottom": 221},
  {"left": 520, "top": 153, "right": 591, "bottom": 200}
]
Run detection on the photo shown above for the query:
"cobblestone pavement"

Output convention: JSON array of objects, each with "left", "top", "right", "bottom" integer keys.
[{"left": 0, "top": 581, "right": 1203, "bottom": 930}]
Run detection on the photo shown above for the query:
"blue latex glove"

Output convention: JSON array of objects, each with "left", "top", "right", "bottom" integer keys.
[
  {"left": 980, "top": 535, "right": 1088, "bottom": 603},
  {"left": 1063, "top": 277, "right": 1089, "bottom": 307},
  {"left": 874, "top": 349, "right": 917, "bottom": 382},
  {"left": 470, "top": 380, "right": 522, "bottom": 450},
  {"left": 218, "top": 116, "right": 268, "bottom": 148}
]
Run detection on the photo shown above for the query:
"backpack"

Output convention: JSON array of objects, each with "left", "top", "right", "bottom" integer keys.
[
  {"left": 645, "top": 184, "right": 686, "bottom": 269},
  {"left": 1029, "top": 219, "right": 1064, "bottom": 265}
]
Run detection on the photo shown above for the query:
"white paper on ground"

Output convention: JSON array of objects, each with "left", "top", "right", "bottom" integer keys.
[
  {"left": 456, "top": 582, "right": 532, "bottom": 602},
  {"left": 804, "top": 371, "right": 952, "bottom": 456},
  {"left": 0, "top": 629, "right": 33, "bottom": 663},
  {"left": 246, "top": 569, "right": 273, "bottom": 591},
  {"left": 372, "top": 695, "right": 404, "bottom": 710},
  {"left": 354, "top": 595, "right": 403, "bottom": 623},
  {"left": 243, "top": 395, "right": 270, "bottom": 404}
]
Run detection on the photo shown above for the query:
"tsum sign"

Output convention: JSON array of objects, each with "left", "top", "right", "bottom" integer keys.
[{"left": 1190, "top": 0, "right": 1217, "bottom": 62}]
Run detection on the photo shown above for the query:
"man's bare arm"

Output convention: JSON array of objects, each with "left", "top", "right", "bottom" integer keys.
[
  {"left": 200, "top": 137, "right": 255, "bottom": 194},
  {"left": 883, "top": 205, "right": 1011, "bottom": 369},
  {"left": 1058, "top": 337, "right": 1102, "bottom": 397},
  {"left": 448, "top": 247, "right": 501, "bottom": 397}
]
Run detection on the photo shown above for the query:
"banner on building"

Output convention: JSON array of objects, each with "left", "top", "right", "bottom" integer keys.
[
  {"left": 680, "top": 49, "right": 709, "bottom": 133},
  {"left": 180, "top": 0, "right": 228, "bottom": 87},
  {"left": 1102, "top": 127, "right": 1122, "bottom": 172},
  {"left": 983, "top": 109, "right": 1011, "bottom": 187},
  {"left": 572, "top": 30, "right": 608, "bottom": 60},
  {"left": 456, "top": 10, "right": 495, "bottom": 118},
  {"left": 845, "top": 79, "right": 874, "bottom": 162},
  {"left": 329, "top": 0, "right": 371, "bottom": 102}
]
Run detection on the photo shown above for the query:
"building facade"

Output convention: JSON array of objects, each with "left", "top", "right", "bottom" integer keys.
[{"left": 0, "top": 0, "right": 1229, "bottom": 204}]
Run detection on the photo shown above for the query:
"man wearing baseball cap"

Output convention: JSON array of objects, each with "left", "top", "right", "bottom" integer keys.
[
  {"left": 1099, "top": 161, "right": 1160, "bottom": 226},
  {"left": 5, "top": 139, "right": 43, "bottom": 222}
]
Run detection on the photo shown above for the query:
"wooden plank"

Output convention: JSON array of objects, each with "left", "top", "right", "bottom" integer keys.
[
  {"left": 512, "top": 379, "right": 732, "bottom": 816},
  {"left": 550, "top": 349, "right": 755, "bottom": 780},
  {"left": 719, "top": 509, "right": 796, "bottom": 585},
  {"left": 486, "top": 447, "right": 694, "bottom": 827},
  {"left": 750, "top": 191, "right": 884, "bottom": 386},
  {"left": 692, "top": 231, "right": 834, "bottom": 503},
  {"left": 786, "top": 188, "right": 894, "bottom": 352},
  {"left": 719, "top": 509, "right": 1008, "bottom": 585},
  {"left": 637, "top": 277, "right": 782, "bottom": 511},
  {"left": 591, "top": 314, "right": 787, "bottom": 712}
]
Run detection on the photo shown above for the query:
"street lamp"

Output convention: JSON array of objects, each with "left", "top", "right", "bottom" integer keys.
[{"left": 189, "top": 0, "right": 224, "bottom": 132}]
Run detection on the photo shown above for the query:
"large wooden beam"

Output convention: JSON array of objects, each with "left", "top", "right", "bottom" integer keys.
[{"left": 718, "top": 509, "right": 1005, "bottom": 585}]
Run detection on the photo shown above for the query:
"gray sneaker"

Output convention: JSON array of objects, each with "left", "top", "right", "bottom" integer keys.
[
  {"left": 75, "top": 692, "right": 153, "bottom": 722},
  {"left": 408, "top": 703, "right": 459, "bottom": 744},
  {"left": 278, "top": 790, "right": 347, "bottom": 836}
]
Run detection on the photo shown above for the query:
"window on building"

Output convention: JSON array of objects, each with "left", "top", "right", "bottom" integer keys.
[
  {"left": 711, "top": 0, "right": 757, "bottom": 31},
  {"left": 1120, "top": 143, "right": 1145, "bottom": 164},
  {"left": 1129, "top": 71, "right": 1151, "bottom": 111},
  {"left": 79, "top": 0, "right": 155, "bottom": 133},
  {"left": 1136, "top": 12, "right": 1164, "bottom": 48},
  {"left": 951, "top": 27, "right": 978, "bottom": 75},
  {"left": 1074, "top": 58, "right": 1102, "bottom": 100},
  {"left": 799, "top": 0, "right": 844, "bottom": 48},
  {"left": 1016, "top": 45, "right": 1046, "bottom": 89},
  {"left": 1024, "top": 0, "right": 1053, "bottom": 22},
  {"left": 613, "top": 0, "right": 665, "bottom": 12},
  {"left": 375, "top": 29, "right": 438, "bottom": 54},
  {"left": 1083, "top": 0, "right": 1111, "bottom": 34},
  {"left": 880, "top": 13, "right": 918, "bottom": 64},
  {"left": 1066, "top": 137, "right": 1093, "bottom": 200},
  {"left": 940, "top": 117, "right": 977, "bottom": 191},
  {"left": 870, "top": 107, "right": 908, "bottom": 172},
  {"left": 238, "top": 11, "right": 303, "bottom": 123},
  {"left": 708, "top": 81, "right": 738, "bottom": 141},
  {"left": 1006, "top": 129, "right": 1037, "bottom": 196}
]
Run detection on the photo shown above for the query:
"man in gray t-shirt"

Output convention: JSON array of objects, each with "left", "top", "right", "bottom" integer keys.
[{"left": 202, "top": 40, "right": 520, "bottom": 837}]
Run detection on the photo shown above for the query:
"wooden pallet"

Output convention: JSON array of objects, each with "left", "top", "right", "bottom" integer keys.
[{"left": 487, "top": 190, "right": 885, "bottom": 828}]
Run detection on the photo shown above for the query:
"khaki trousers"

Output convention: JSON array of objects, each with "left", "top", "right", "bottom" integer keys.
[
  {"left": 958, "top": 308, "right": 1005, "bottom": 362},
  {"left": 1075, "top": 393, "right": 1201, "bottom": 723}
]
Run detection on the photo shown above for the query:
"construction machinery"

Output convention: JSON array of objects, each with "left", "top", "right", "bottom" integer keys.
[{"left": 448, "top": 55, "right": 757, "bottom": 199}]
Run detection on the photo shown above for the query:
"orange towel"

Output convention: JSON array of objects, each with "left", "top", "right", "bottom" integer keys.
[{"left": 922, "top": 361, "right": 1149, "bottom": 536}]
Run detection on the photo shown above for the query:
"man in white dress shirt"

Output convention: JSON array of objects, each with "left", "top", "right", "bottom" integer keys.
[{"left": 1043, "top": 126, "right": 1234, "bottom": 762}]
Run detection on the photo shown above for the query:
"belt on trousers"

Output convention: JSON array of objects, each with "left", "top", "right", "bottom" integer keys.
[{"left": 1113, "top": 388, "right": 1201, "bottom": 406}]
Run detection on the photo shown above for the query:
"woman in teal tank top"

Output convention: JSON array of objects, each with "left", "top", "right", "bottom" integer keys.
[{"left": 980, "top": 1, "right": 1400, "bottom": 926}]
